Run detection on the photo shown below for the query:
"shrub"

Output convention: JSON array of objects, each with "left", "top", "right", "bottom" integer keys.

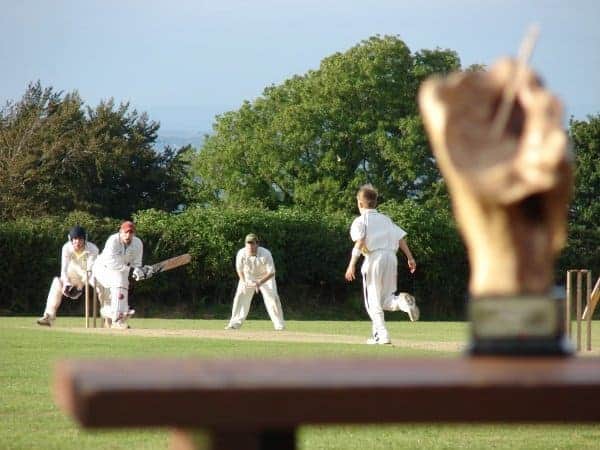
[{"left": 6, "top": 202, "right": 590, "bottom": 320}]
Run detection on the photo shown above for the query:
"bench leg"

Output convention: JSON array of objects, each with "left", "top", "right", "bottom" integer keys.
[{"left": 170, "top": 427, "right": 296, "bottom": 450}]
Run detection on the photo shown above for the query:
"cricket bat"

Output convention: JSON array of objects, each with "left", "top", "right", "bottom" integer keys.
[{"left": 150, "top": 253, "right": 192, "bottom": 274}]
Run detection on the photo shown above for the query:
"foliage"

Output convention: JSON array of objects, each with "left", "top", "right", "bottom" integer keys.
[
  {"left": 568, "top": 114, "right": 600, "bottom": 230},
  {"left": 555, "top": 115, "right": 600, "bottom": 279},
  {"left": 132, "top": 206, "right": 354, "bottom": 311},
  {"left": 0, "top": 214, "right": 119, "bottom": 314},
  {"left": 0, "top": 81, "right": 191, "bottom": 220},
  {"left": 1, "top": 39, "right": 597, "bottom": 320},
  {"left": 2, "top": 204, "right": 472, "bottom": 319},
  {"left": 190, "top": 36, "right": 460, "bottom": 214}
]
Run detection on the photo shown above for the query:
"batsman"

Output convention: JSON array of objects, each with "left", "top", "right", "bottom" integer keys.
[{"left": 93, "top": 221, "right": 156, "bottom": 329}]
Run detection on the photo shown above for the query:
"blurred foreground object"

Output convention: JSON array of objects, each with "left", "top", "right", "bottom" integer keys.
[
  {"left": 419, "top": 56, "right": 573, "bottom": 354},
  {"left": 54, "top": 358, "right": 600, "bottom": 450}
]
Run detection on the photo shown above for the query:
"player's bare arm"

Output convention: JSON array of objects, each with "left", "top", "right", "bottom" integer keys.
[
  {"left": 399, "top": 239, "right": 416, "bottom": 273},
  {"left": 345, "top": 238, "right": 365, "bottom": 282}
]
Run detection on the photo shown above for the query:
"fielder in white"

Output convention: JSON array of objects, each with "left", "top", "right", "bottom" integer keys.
[
  {"left": 37, "top": 225, "right": 99, "bottom": 326},
  {"left": 93, "top": 220, "right": 146, "bottom": 329},
  {"left": 225, "top": 233, "right": 285, "bottom": 331},
  {"left": 345, "top": 184, "right": 419, "bottom": 345}
]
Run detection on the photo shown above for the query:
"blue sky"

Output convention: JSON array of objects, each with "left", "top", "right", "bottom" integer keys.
[{"left": 2, "top": 0, "right": 599, "bottom": 135}]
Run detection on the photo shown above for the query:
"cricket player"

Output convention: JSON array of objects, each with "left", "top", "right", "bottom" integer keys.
[
  {"left": 225, "top": 233, "right": 285, "bottom": 331},
  {"left": 345, "top": 184, "right": 419, "bottom": 345},
  {"left": 93, "top": 220, "right": 147, "bottom": 329},
  {"left": 37, "top": 225, "right": 99, "bottom": 326}
]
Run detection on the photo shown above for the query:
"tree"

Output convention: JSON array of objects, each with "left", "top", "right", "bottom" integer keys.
[
  {"left": 82, "top": 99, "right": 191, "bottom": 218},
  {"left": 0, "top": 82, "right": 86, "bottom": 218},
  {"left": 569, "top": 114, "right": 600, "bottom": 229},
  {"left": 0, "top": 82, "right": 190, "bottom": 220},
  {"left": 190, "top": 35, "right": 461, "bottom": 213},
  {"left": 558, "top": 114, "right": 600, "bottom": 277}
]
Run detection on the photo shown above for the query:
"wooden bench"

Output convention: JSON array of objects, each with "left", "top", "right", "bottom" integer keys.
[{"left": 54, "top": 357, "right": 600, "bottom": 449}]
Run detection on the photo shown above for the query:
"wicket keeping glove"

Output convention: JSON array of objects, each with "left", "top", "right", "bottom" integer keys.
[{"left": 63, "top": 284, "right": 83, "bottom": 299}]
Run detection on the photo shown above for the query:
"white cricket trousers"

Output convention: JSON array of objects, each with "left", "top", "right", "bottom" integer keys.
[
  {"left": 228, "top": 279, "right": 285, "bottom": 329},
  {"left": 92, "top": 264, "right": 130, "bottom": 322},
  {"left": 361, "top": 249, "right": 412, "bottom": 342},
  {"left": 43, "top": 263, "right": 87, "bottom": 317}
]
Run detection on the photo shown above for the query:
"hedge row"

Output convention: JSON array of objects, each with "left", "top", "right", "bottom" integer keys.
[
  {"left": 1, "top": 205, "right": 596, "bottom": 319},
  {"left": 0, "top": 212, "right": 119, "bottom": 315}
]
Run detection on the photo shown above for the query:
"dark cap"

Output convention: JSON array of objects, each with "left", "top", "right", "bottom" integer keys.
[{"left": 68, "top": 225, "right": 87, "bottom": 241}]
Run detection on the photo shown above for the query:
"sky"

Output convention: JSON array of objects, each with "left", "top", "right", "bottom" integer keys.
[{"left": 2, "top": 0, "right": 599, "bottom": 137}]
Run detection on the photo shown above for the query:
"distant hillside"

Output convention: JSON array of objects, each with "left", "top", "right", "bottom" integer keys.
[{"left": 155, "top": 130, "right": 206, "bottom": 150}]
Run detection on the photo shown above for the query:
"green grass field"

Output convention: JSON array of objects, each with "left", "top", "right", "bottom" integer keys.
[{"left": 1, "top": 316, "right": 599, "bottom": 449}]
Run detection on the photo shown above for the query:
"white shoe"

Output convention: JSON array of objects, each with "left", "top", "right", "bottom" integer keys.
[
  {"left": 111, "top": 311, "right": 133, "bottom": 330},
  {"left": 111, "top": 319, "right": 130, "bottom": 330},
  {"left": 111, "top": 321, "right": 129, "bottom": 330},
  {"left": 274, "top": 326, "right": 285, "bottom": 331},
  {"left": 36, "top": 313, "right": 55, "bottom": 327},
  {"left": 101, "top": 307, "right": 134, "bottom": 321},
  {"left": 366, "top": 334, "right": 391, "bottom": 345},
  {"left": 224, "top": 323, "right": 240, "bottom": 330},
  {"left": 405, "top": 296, "right": 420, "bottom": 322}
]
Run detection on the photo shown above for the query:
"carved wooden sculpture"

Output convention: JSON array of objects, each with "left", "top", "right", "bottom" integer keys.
[
  {"left": 419, "top": 58, "right": 572, "bottom": 296},
  {"left": 419, "top": 56, "right": 573, "bottom": 354}
]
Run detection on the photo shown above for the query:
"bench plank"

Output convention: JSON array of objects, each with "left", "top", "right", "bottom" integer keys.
[{"left": 55, "top": 356, "right": 600, "bottom": 428}]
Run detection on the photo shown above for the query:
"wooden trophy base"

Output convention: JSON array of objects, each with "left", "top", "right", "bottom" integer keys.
[{"left": 468, "top": 294, "right": 573, "bottom": 356}]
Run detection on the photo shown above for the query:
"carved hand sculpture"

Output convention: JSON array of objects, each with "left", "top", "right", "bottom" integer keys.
[{"left": 419, "top": 59, "right": 572, "bottom": 297}]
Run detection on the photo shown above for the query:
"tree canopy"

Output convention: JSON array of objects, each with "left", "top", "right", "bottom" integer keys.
[
  {"left": 569, "top": 114, "right": 600, "bottom": 230},
  {"left": 0, "top": 82, "right": 191, "bottom": 220},
  {"left": 190, "top": 35, "right": 461, "bottom": 213},
  {"left": 0, "top": 38, "right": 598, "bottom": 316}
]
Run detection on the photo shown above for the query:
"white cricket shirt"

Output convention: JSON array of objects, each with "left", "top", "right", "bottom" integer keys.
[{"left": 350, "top": 209, "right": 407, "bottom": 253}]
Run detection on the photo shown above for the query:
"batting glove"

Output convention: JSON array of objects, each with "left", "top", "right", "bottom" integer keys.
[
  {"left": 142, "top": 265, "right": 157, "bottom": 279},
  {"left": 132, "top": 267, "right": 145, "bottom": 281},
  {"left": 133, "top": 265, "right": 157, "bottom": 281}
]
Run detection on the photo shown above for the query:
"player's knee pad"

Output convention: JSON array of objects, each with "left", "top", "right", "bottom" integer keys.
[
  {"left": 109, "top": 287, "right": 129, "bottom": 320},
  {"left": 95, "top": 284, "right": 110, "bottom": 305}
]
